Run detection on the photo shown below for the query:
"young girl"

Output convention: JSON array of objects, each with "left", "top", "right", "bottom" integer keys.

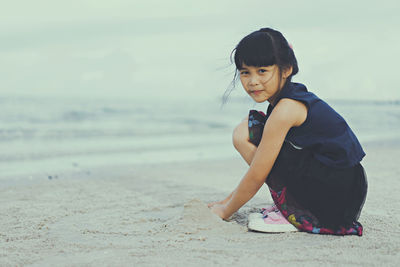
[{"left": 208, "top": 27, "right": 368, "bottom": 236}]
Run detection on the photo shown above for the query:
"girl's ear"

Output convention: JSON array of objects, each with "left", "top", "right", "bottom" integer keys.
[{"left": 283, "top": 66, "right": 293, "bottom": 79}]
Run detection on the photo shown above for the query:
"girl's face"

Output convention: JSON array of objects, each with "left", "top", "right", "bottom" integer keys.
[{"left": 239, "top": 64, "right": 288, "bottom": 104}]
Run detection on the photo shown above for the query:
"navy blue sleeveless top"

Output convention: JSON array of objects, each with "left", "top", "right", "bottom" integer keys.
[{"left": 266, "top": 82, "right": 365, "bottom": 168}]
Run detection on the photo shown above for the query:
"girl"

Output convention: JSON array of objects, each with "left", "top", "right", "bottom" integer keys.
[{"left": 208, "top": 27, "right": 368, "bottom": 236}]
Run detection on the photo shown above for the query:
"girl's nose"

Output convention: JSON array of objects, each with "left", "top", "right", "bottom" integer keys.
[{"left": 249, "top": 76, "right": 259, "bottom": 86}]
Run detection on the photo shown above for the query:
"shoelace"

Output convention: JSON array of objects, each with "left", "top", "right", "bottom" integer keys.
[{"left": 261, "top": 205, "right": 279, "bottom": 218}]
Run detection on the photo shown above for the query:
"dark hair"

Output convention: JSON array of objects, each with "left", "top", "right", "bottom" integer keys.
[{"left": 222, "top": 27, "right": 299, "bottom": 104}]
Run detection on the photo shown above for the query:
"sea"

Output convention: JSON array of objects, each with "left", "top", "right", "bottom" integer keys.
[{"left": 1, "top": 94, "right": 399, "bottom": 185}]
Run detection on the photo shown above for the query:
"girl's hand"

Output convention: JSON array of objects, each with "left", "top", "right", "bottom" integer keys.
[
  {"left": 207, "top": 189, "right": 236, "bottom": 208},
  {"left": 207, "top": 200, "right": 224, "bottom": 208},
  {"left": 210, "top": 203, "right": 228, "bottom": 220}
]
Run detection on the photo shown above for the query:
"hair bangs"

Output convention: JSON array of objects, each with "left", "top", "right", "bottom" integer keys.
[{"left": 234, "top": 32, "right": 275, "bottom": 70}]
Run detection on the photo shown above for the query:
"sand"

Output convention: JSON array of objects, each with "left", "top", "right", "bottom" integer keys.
[{"left": 1, "top": 142, "right": 399, "bottom": 266}]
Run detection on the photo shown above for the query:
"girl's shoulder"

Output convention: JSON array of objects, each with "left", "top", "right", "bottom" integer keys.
[{"left": 272, "top": 98, "right": 308, "bottom": 128}]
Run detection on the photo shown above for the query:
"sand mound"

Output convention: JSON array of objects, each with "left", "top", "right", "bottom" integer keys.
[{"left": 177, "top": 199, "right": 246, "bottom": 235}]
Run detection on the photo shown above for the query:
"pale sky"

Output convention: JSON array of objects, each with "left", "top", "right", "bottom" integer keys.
[{"left": 1, "top": 0, "right": 399, "bottom": 102}]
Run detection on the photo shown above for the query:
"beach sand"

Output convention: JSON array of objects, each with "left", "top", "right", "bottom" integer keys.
[{"left": 1, "top": 142, "right": 399, "bottom": 266}]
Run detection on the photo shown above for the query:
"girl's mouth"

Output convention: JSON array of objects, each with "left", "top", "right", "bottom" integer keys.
[{"left": 251, "top": 90, "right": 264, "bottom": 95}]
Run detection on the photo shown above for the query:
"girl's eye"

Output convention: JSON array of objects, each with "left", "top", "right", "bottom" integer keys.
[
  {"left": 258, "top": 69, "right": 268, "bottom": 73},
  {"left": 240, "top": 71, "right": 249, "bottom": 75}
]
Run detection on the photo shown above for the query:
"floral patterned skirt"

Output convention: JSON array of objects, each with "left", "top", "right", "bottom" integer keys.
[{"left": 248, "top": 110, "right": 368, "bottom": 236}]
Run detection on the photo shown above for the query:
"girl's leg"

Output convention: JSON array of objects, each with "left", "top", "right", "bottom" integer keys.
[{"left": 232, "top": 116, "right": 257, "bottom": 166}]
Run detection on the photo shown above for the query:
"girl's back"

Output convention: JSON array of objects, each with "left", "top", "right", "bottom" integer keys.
[{"left": 266, "top": 82, "right": 365, "bottom": 168}]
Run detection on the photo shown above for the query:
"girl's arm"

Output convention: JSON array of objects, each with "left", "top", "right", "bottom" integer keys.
[{"left": 211, "top": 98, "right": 307, "bottom": 220}]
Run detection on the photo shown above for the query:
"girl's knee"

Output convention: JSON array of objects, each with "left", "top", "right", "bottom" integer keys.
[{"left": 232, "top": 116, "right": 249, "bottom": 149}]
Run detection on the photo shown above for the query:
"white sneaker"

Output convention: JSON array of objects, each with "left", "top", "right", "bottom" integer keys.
[{"left": 248, "top": 209, "right": 298, "bottom": 233}]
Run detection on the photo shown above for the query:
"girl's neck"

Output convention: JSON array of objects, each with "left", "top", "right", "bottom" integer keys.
[{"left": 268, "top": 81, "right": 290, "bottom": 107}]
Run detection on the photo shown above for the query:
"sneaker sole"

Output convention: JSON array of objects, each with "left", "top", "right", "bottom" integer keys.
[{"left": 248, "top": 213, "right": 299, "bottom": 233}]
